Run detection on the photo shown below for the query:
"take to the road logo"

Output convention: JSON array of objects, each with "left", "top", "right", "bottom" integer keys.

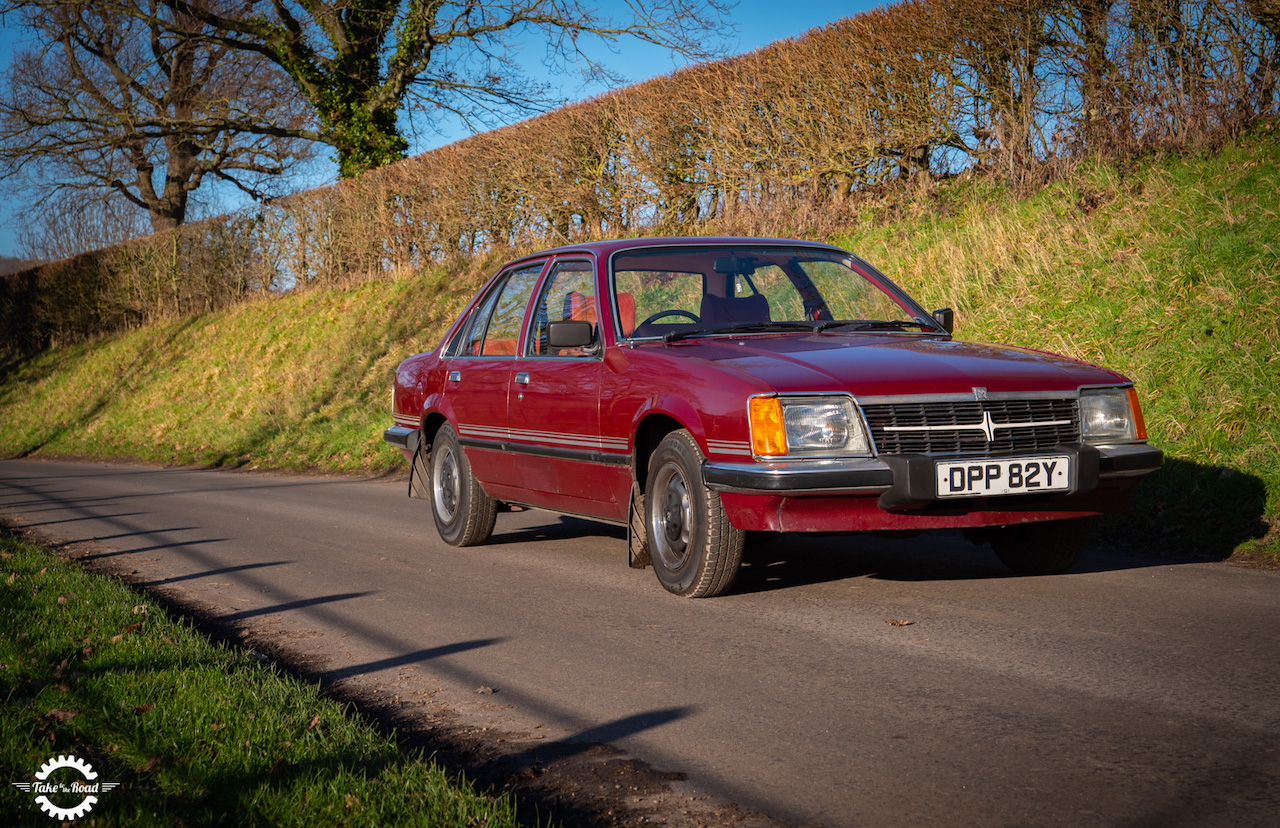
[{"left": 11, "top": 754, "right": 121, "bottom": 821}]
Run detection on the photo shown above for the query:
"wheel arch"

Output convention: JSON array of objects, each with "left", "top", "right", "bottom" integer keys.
[
  {"left": 418, "top": 410, "right": 450, "bottom": 453},
  {"left": 632, "top": 412, "right": 690, "bottom": 496}
]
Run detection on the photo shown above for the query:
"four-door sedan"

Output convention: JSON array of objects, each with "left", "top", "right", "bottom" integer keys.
[{"left": 385, "top": 237, "right": 1161, "bottom": 597}]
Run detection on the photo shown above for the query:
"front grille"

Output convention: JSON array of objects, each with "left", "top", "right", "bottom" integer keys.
[{"left": 861, "top": 398, "right": 1079, "bottom": 455}]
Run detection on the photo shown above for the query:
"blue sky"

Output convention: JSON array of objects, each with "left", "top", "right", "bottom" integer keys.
[{"left": 0, "top": 1, "right": 882, "bottom": 259}]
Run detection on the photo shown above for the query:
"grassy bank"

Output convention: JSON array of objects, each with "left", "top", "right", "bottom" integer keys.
[
  {"left": 0, "top": 528, "right": 533, "bottom": 826},
  {"left": 0, "top": 137, "right": 1276, "bottom": 562}
]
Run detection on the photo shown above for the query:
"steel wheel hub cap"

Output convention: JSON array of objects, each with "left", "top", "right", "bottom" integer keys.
[
  {"left": 652, "top": 463, "right": 693, "bottom": 569},
  {"left": 434, "top": 447, "right": 459, "bottom": 522}
]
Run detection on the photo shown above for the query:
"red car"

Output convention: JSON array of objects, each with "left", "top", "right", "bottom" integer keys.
[{"left": 385, "top": 237, "right": 1161, "bottom": 597}]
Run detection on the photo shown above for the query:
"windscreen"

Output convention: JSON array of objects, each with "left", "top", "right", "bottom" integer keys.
[{"left": 611, "top": 245, "right": 924, "bottom": 339}]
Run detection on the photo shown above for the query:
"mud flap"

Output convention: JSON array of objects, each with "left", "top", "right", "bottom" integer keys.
[
  {"left": 408, "top": 439, "right": 431, "bottom": 500},
  {"left": 627, "top": 482, "right": 651, "bottom": 569}
]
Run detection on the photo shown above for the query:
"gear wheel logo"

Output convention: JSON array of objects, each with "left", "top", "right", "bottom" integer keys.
[{"left": 11, "top": 754, "right": 121, "bottom": 821}]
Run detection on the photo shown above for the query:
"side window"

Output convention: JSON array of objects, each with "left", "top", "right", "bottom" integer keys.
[
  {"left": 479, "top": 263, "right": 542, "bottom": 356},
  {"left": 454, "top": 282, "right": 505, "bottom": 357},
  {"left": 528, "top": 261, "right": 596, "bottom": 356}
]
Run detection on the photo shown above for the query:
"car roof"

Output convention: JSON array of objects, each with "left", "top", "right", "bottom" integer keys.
[{"left": 499, "top": 236, "right": 846, "bottom": 268}]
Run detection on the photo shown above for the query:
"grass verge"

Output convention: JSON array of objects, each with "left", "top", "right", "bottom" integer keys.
[{"left": 0, "top": 526, "right": 536, "bottom": 826}]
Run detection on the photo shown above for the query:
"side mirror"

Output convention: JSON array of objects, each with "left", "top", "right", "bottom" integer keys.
[
  {"left": 548, "top": 320, "right": 596, "bottom": 349},
  {"left": 932, "top": 307, "right": 955, "bottom": 334}
]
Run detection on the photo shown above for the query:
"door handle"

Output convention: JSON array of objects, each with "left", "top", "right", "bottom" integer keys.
[
  {"left": 448, "top": 370, "right": 461, "bottom": 382},
  {"left": 514, "top": 372, "right": 530, "bottom": 386}
]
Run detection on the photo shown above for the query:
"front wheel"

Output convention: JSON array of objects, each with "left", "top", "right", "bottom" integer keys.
[
  {"left": 989, "top": 517, "right": 1092, "bottom": 575},
  {"left": 645, "top": 430, "right": 744, "bottom": 597},
  {"left": 430, "top": 423, "right": 497, "bottom": 546}
]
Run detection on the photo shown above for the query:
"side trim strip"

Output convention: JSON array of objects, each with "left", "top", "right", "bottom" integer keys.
[
  {"left": 459, "top": 435, "right": 631, "bottom": 467},
  {"left": 457, "top": 424, "right": 628, "bottom": 452}
]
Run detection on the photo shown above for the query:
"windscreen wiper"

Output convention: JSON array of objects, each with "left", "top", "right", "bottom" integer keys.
[
  {"left": 826, "top": 319, "right": 938, "bottom": 332},
  {"left": 663, "top": 321, "right": 822, "bottom": 343}
]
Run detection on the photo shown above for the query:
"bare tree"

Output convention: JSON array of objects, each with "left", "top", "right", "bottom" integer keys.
[
  {"left": 14, "top": 191, "right": 147, "bottom": 262},
  {"left": 0, "top": 0, "right": 316, "bottom": 233},
  {"left": 114, "top": 0, "right": 735, "bottom": 178}
]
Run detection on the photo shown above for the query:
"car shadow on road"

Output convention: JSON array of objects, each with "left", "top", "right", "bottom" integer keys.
[
  {"left": 483, "top": 510, "right": 1236, "bottom": 594},
  {"left": 731, "top": 527, "right": 1246, "bottom": 594},
  {"left": 487, "top": 514, "right": 626, "bottom": 546}
]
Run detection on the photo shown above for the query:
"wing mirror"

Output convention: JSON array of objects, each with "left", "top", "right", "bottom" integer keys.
[
  {"left": 547, "top": 320, "right": 597, "bottom": 350},
  {"left": 932, "top": 307, "right": 955, "bottom": 334}
]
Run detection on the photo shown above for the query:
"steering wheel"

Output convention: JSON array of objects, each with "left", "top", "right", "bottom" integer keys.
[{"left": 638, "top": 309, "right": 700, "bottom": 327}]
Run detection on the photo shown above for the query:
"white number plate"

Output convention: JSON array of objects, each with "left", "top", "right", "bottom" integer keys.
[{"left": 935, "top": 456, "right": 1071, "bottom": 498}]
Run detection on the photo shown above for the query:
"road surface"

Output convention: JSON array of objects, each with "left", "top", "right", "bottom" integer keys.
[{"left": 2, "top": 458, "right": 1278, "bottom": 826}]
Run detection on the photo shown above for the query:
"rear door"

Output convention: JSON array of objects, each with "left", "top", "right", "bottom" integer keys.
[{"left": 443, "top": 262, "right": 544, "bottom": 486}]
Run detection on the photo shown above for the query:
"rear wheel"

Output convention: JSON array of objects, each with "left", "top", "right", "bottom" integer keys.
[
  {"left": 990, "top": 517, "right": 1092, "bottom": 575},
  {"left": 645, "top": 430, "right": 744, "bottom": 597},
  {"left": 430, "top": 423, "right": 497, "bottom": 546}
]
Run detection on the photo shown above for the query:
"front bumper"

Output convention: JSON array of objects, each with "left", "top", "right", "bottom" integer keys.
[{"left": 702, "top": 442, "right": 1163, "bottom": 510}]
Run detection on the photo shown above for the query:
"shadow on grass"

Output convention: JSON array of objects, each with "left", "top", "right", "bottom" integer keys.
[{"left": 1100, "top": 457, "right": 1271, "bottom": 561}]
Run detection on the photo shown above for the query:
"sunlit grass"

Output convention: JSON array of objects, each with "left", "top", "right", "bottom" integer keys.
[{"left": 0, "top": 529, "right": 536, "bottom": 826}]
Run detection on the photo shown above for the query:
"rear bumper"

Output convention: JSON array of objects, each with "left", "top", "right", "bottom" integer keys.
[{"left": 383, "top": 426, "right": 420, "bottom": 454}]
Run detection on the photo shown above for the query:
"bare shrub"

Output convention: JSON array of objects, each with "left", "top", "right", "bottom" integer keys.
[{"left": 6, "top": 0, "right": 1275, "bottom": 353}]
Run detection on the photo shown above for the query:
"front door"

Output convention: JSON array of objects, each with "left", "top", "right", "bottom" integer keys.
[{"left": 507, "top": 259, "right": 625, "bottom": 513}]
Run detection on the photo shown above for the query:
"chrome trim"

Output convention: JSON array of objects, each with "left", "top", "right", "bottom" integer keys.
[
  {"left": 457, "top": 435, "right": 630, "bottom": 467},
  {"left": 855, "top": 390, "right": 1079, "bottom": 405}
]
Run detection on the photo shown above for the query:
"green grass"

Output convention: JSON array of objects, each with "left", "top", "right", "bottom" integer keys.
[
  {"left": 0, "top": 528, "right": 535, "bottom": 826},
  {"left": 0, "top": 136, "right": 1276, "bottom": 562},
  {"left": 0, "top": 254, "right": 502, "bottom": 474}
]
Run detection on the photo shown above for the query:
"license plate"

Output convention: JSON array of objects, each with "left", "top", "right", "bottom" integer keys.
[{"left": 935, "top": 456, "right": 1071, "bottom": 498}]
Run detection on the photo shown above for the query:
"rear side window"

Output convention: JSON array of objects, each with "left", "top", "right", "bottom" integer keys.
[
  {"left": 452, "top": 284, "right": 503, "bottom": 356},
  {"left": 450, "top": 263, "right": 543, "bottom": 357}
]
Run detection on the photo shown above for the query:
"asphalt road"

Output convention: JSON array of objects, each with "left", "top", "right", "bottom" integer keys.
[{"left": 2, "top": 458, "right": 1278, "bottom": 827}]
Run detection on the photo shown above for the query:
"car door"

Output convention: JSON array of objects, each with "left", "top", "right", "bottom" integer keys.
[
  {"left": 443, "top": 261, "right": 543, "bottom": 487},
  {"left": 507, "top": 258, "right": 627, "bottom": 513}
]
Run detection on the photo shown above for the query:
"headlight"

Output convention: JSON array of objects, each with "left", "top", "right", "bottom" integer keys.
[
  {"left": 1079, "top": 387, "right": 1147, "bottom": 443},
  {"left": 749, "top": 396, "right": 871, "bottom": 457}
]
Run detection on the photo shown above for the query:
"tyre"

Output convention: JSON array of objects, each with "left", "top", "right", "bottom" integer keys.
[
  {"left": 430, "top": 423, "right": 497, "bottom": 546},
  {"left": 989, "top": 516, "right": 1092, "bottom": 575},
  {"left": 645, "top": 430, "right": 745, "bottom": 597}
]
